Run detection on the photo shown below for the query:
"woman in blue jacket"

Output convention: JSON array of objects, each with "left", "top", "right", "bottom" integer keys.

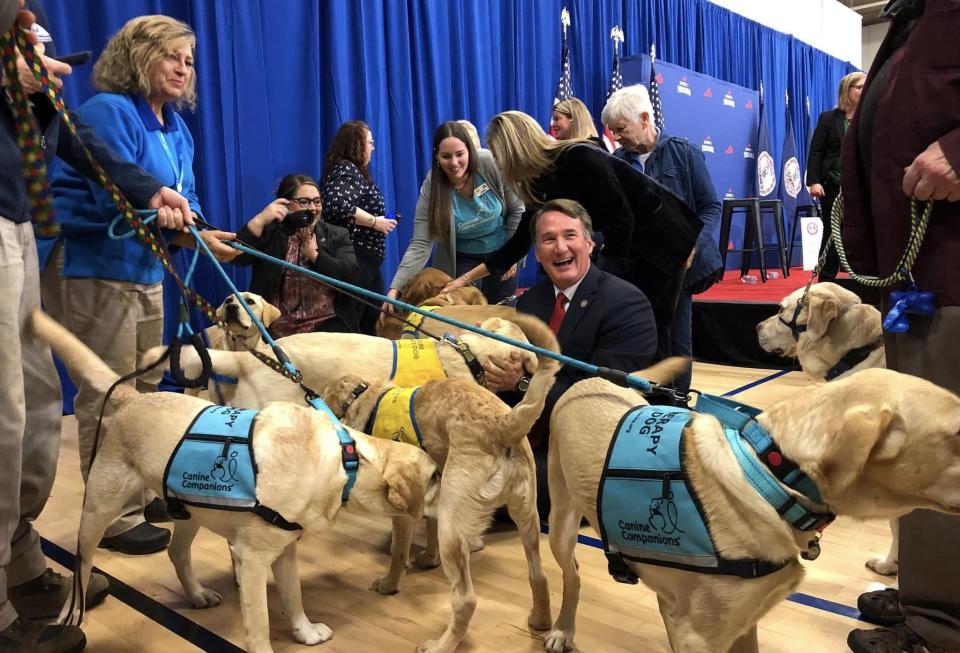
[{"left": 52, "top": 15, "right": 234, "bottom": 555}]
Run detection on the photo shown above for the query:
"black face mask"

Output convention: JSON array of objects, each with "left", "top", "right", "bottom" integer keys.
[{"left": 280, "top": 209, "right": 314, "bottom": 235}]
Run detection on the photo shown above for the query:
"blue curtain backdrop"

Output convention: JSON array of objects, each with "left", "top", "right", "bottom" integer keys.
[{"left": 44, "top": 0, "right": 856, "bottom": 333}]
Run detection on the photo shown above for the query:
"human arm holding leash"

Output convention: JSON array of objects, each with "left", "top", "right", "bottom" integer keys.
[
  {"left": 382, "top": 175, "right": 437, "bottom": 314},
  {"left": 903, "top": 134, "right": 960, "bottom": 202}
]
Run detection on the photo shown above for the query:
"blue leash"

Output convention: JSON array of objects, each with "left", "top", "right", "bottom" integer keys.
[{"left": 219, "top": 236, "right": 657, "bottom": 394}]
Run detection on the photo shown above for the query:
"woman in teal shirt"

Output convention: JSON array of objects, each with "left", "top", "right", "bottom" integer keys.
[{"left": 386, "top": 121, "right": 523, "bottom": 306}]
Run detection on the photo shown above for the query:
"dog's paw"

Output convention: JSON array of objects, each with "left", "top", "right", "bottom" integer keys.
[
  {"left": 415, "top": 551, "right": 441, "bottom": 570},
  {"left": 189, "top": 588, "right": 222, "bottom": 609},
  {"left": 528, "top": 608, "right": 552, "bottom": 631},
  {"left": 468, "top": 537, "right": 485, "bottom": 553},
  {"left": 544, "top": 629, "right": 575, "bottom": 653},
  {"left": 866, "top": 557, "right": 899, "bottom": 576},
  {"left": 417, "top": 639, "right": 442, "bottom": 653},
  {"left": 370, "top": 576, "right": 400, "bottom": 595},
  {"left": 293, "top": 621, "right": 332, "bottom": 646}
]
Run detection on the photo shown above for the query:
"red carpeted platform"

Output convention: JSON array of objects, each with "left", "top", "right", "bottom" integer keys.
[{"left": 697, "top": 267, "right": 816, "bottom": 303}]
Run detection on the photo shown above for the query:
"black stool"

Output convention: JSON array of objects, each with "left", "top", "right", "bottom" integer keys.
[
  {"left": 717, "top": 199, "right": 789, "bottom": 283},
  {"left": 788, "top": 203, "right": 820, "bottom": 268}
]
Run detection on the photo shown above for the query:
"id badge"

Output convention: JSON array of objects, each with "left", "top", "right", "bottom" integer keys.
[{"left": 474, "top": 183, "right": 490, "bottom": 198}]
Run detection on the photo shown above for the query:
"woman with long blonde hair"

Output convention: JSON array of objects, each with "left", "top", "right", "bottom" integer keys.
[
  {"left": 446, "top": 110, "right": 701, "bottom": 358},
  {"left": 551, "top": 97, "right": 603, "bottom": 145}
]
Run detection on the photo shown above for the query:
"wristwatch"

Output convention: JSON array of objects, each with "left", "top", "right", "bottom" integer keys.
[{"left": 517, "top": 375, "right": 531, "bottom": 393}]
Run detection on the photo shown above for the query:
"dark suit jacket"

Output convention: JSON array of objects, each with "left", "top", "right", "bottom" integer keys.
[
  {"left": 516, "top": 264, "right": 657, "bottom": 447},
  {"left": 841, "top": 0, "right": 960, "bottom": 305},
  {"left": 807, "top": 108, "right": 847, "bottom": 187}
]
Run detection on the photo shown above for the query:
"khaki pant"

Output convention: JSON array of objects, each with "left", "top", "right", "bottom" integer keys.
[
  {"left": 884, "top": 305, "right": 960, "bottom": 650},
  {"left": 0, "top": 220, "right": 63, "bottom": 630},
  {"left": 63, "top": 276, "right": 164, "bottom": 537}
]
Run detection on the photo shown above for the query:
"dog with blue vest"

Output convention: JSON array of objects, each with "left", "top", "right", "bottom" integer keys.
[
  {"left": 543, "top": 357, "right": 960, "bottom": 653},
  {"left": 29, "top": 309, "right": 440, "bottom": 653},
  {"left": 321, "top": 315, "right": 560, "bottom": 653}
]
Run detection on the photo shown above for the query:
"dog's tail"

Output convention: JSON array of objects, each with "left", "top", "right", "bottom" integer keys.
[
  {"left": 29, "top": 308, "right": 121, "bottom": 396},
  {"left": 632, "top": 357, "right": 691, "bottom": 389},
  {"left": 495, "top": 356, "right": 561, "bottom": 448}
]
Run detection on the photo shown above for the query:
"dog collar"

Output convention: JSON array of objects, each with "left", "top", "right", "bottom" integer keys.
[
  {"left": 441, "top": 333, "right": 486, "bottom": 386},
  {"left": 341, "top": 382, "right": 369, "bottom": 415},
  {"left": 695, "top": 394, "right": 835, "bottom": 534},
  {"left": 306, "top": 395, "right": 359, "bottom": 502},
  {"left": 824, "top": 339, "right": 884, "bottom": 381}
]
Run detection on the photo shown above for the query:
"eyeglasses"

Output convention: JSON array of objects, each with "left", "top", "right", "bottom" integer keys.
[{"left": 290, "top": 197, "right": 322, "bottom": 208}]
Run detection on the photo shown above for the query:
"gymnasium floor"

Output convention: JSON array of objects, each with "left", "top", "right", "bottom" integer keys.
[{"left": 35, "top": 362, "right": 894, "bottom": 652}]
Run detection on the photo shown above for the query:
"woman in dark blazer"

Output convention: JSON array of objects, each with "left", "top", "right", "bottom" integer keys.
[
  {"left": 806, "top": 71, "right": 865, "bottom": 281},
  {"left": 236, "top": 174, "right": 359, "bottom": 336}
]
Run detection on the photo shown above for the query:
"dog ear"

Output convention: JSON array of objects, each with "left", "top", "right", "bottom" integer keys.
[
  {"left": 805, "top": 293, "right": 841, "bottom": 339},
  {"left": 815, "top": 404, "right": 895, "bottom": 496},
  {"left": 261, "top": 300, "right": 282, "bottom": 327},
  {"left": 215, "top": 301, "right": 228, "bottom": 322}
]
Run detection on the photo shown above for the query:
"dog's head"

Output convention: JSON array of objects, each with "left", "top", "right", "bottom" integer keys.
[
  {"left": 401, "top": 267, "right": 454, "bottom": 307},
  {"left": 215, "top": 292, "right": 280, "bottom": 345},
  {"left": 757, "top": 282, "right": 871, "bottom": 359},
  {"left": 460, "top": 317, "right": 538, "bottom": 375},
  {"left": 348, "top": 429, "right": 441, "bottom": 520},
  {"left": 420, "top": 286, "right": 488, "bottom": 307},
  {"left": 764, "top": 368, "right": 960, "bottom": 520},
  {"left": 320, "top": 374, "right": 386, "bottom": 423}
]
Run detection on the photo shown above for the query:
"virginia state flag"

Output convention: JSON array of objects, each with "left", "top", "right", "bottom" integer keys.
[
  {"left": 779, "top": 96, "right": 802, "bottom": 224},
  {"left": 756, "top": 86, "right": 777, "bottom": 198},
  {"left": 797, "top": 96, "right": 814, "bottom": 206}
]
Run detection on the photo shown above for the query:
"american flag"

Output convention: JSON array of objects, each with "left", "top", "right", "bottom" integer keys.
[
  {"left": 553, "top": 23, "right": 573, "bottom": 105},
  {"left": 649, "top": 46, "right": 665, "bottom": 130},
  {"left": 602, "top": 27, "right": 624, "bottom": 152}
]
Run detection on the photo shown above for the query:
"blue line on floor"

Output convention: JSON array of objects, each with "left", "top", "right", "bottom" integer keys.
[
  {"left": 538, "top": 524, "right": 868, "bottom": 623},
  {"left": 41, "top": 538, "right": 245, "bottom": 653},
  {"left": 722, "top": 368, "right": 792, "bottom": 397}
]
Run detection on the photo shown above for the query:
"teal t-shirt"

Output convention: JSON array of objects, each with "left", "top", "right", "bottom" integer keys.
[{"left": 452, "top": 174, "right": 506, "bottom": 255}]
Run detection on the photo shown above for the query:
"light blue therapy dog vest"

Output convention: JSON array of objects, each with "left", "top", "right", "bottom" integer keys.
[
  {"left": 597, "top": 406, "right": 787, "bottom": 581},
  {"left": 163, "top": 406, "right": 301, "bottom": 531}
]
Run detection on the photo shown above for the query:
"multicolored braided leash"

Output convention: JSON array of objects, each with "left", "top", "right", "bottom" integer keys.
[{"left": 0, "top": 25, "right": 221, "bottom": 326}]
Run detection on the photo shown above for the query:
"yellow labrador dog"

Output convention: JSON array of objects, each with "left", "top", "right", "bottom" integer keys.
[
  {"left": 757, "top": 282, "right": 896, "bottom": 575},
  {"left": 545, "top": 360, "right": 960, "bottom": 653},
  {"left": 757, "top": 282, "right": 885, "bottom": 382},
  {"left": 147, "top": 314, "right": 549, "bottom": 410},
  {"left": 206, "top": 291, "right": 280, "bottom": 353},
  {"left": 31, "top": 310, "right": 440, "bottom": 653},
  {"left": 323, "top": 326, "right": 560, "bottom": 653},
  {"left": 323, "top": 320, "right": 560, "bottom": 653}
]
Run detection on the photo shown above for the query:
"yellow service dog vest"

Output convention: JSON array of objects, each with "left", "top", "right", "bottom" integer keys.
[
  {"left": 401, "top": 305, "right": 440, "bottom": 338},
  {"left": 390, "top": 339, "right": 445, "bottom": 387},
  {"left": 365, "top": 387, "right": 424, "bottom": 448}
]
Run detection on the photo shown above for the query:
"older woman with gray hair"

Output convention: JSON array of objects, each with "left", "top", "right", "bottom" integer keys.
[{"left": 51, "top": 14, "right": 236, "bottom": 556}]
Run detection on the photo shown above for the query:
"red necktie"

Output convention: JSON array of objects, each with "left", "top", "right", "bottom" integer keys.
[{"left": 549, "top": 292, "right": 567, "bottom": 334}]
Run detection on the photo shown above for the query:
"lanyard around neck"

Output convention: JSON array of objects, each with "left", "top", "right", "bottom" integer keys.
[{"left": 155, "top": 131, "right": 184, "bottom": 193}]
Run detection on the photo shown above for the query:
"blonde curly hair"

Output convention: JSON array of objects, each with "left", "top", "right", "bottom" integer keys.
[{"left": 93, "top": 15, "right": 197, "bottom": 111}]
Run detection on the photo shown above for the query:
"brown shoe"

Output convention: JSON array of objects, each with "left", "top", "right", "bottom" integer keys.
[
  {"left": 9, "top": 568, "right": 109, "bottom": 621},
  {"left": 857, "top": 588, "right": 905, "bottom": 626},
  {"left": 0, "top": 616, "right": 85, "bottom": 652}
]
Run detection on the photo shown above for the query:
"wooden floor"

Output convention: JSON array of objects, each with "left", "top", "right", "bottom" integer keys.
[{"left": 34, "top": 362, "right": 896, "bottom": 652}]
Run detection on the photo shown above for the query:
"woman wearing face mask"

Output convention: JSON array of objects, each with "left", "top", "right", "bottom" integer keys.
[
  {"left": 236, "top": 174, "right": 359, "bottom": 336},
  {"left": 320, "top": 121, "right": 395, "bottom": 334},
  {"left": 807, "top": 71, "right": 866, "bottom": 282},
  {"left": 383, "top": 120, "right": 524, "bottom": 311}
]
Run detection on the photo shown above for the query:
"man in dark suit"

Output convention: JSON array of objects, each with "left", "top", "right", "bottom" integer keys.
[
  {"left": 484, "top": 199, "right": 657, "bottom": 518},
  {"left": 842, "top": 1, "right": 960, "bottom": 652}
]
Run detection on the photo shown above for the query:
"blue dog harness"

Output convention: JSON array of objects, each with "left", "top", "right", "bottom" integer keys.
[
  {"left": 163, "top": 405, "right": 360, "bottom": 530},
  {"left": 597, "top": 397, "right": 834, "bottom": 583}
]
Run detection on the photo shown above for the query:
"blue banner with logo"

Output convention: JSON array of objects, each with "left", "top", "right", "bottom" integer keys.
[
  {"left": 621, "top": 55, "right": 759, "bottom": 271},
  {"left": 779, "top": 99, "right": 802, "bottom": 263}
]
